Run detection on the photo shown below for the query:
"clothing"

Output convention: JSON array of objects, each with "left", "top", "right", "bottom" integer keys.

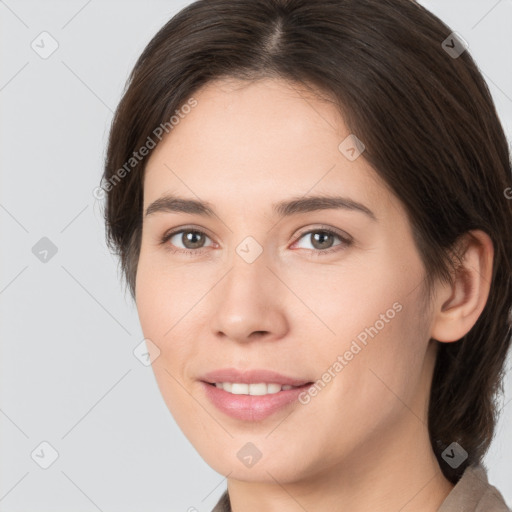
[
  {"left": 437, "top": 464, "right": 510, "bottom": 512},
  {"left": 211, "top": 463, "right": 510, "bottom": 512}
]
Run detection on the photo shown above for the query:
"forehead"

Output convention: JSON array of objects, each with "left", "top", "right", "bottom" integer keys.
[{"left": 143, "top": 77, "right": 395, "bottom": 216}]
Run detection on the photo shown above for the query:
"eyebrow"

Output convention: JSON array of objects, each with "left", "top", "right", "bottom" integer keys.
[{"left": 144, "top": 193, "right": 377, "bottom": 221}]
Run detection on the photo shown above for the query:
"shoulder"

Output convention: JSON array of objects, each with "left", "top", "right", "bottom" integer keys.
[{"left": 438, "top": 463, "right": 510, "bottom": 512}]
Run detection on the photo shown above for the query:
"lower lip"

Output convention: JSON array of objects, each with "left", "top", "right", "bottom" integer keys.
[{"left": 201, "top": 381, "right": 312, "bottom": 421}]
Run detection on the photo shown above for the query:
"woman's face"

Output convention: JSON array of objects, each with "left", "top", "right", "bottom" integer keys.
[{"left": 136, "top": 77, "right": 436, "bottom": 483}]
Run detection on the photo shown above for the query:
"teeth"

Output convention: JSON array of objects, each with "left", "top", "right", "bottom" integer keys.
[
  {"left": 232, "top": 383, "right": 249, "bottom": 394},
  {"left": 213, "top": 382, "right": 297, "bottom": 395},
  {"left": 266, "top": 383, "right": 282, "bottom": 394}
]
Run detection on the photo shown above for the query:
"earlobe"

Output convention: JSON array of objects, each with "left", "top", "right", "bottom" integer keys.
[{"left": 430, "top": 230, "right": 494, "bottom": 343}]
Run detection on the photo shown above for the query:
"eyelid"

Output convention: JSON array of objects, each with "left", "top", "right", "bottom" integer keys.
[
  {"left": 293, "top": 224, "right": 353, "bottom": 243},
  {"left": 161, "top": 224, "right": 215, "bottom": 242}
]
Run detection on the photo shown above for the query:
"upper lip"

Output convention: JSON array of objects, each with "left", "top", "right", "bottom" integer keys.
[{"left": 200, "top": 368, "right": 312, "bottom": 387}]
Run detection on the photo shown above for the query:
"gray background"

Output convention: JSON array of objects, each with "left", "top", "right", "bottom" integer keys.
[{"left": 0, "top": 1, "right": 511, "bottom": 510}]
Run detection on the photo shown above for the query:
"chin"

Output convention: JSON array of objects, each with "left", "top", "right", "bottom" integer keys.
[{"left": 194, "top": 437, "right": 317, "bottom": 484}]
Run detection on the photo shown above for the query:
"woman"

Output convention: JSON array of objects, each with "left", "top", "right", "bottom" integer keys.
[{"left": 100, "top": 0, "right": 511, "bottom": 510}]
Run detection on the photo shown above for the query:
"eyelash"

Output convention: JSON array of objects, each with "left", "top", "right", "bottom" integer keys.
[{"left": 159, "top": 225, "right": 353, "bottom": 257}]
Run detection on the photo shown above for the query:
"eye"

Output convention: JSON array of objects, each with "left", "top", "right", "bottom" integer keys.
[
  {"left": 292, "top": 226, "right": 353, "bottom": 256},
  {"left": 160, "top": 225, "right": 353, "bottom": 256},
  {"left": 160, "top": 227, "right": 214, "bottom": 255}
]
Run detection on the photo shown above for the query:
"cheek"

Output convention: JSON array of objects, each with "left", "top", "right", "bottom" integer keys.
[
  {"left": 135, "top": 258, "right": 201, "bottom": 426},
  {"left": 279, "top": 253, "right": 412, "bottom": 347},
  {"left": 287, "top": 247, "right": 429, "bottom": 408},
  {"left": 330, "top": 290, "right": 430, "bottom": 444},
  {"left": 293, "top": 297, "right": 429, "bottom": 473},
  {"left": 135, "top": 251, "right": 221, "bottom": 396},
  {"left": 135, "top": 254, "right": 192, "bottom": 381},
  {"left": 135, "top": 247, "right": 204, "bottom": 339}
]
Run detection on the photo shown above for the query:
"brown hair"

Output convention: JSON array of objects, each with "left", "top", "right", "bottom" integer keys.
[{"left": 102, "top": 0, "right": 512, "bottom": 483}]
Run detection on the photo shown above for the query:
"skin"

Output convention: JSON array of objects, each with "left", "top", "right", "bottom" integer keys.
[{"left": 135, "top": 77, "right": 494, "bottom": 512}]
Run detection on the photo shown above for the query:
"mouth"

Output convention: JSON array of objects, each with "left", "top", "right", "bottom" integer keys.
[
  {"left": 200, "top": 367, "right": 312, "bottom": 388},
  {"left": 203, "top": 381, "right": 312, "bottom": 396},
  {"left": 199, "top": 369, "right": 314, "bottom": 421}
]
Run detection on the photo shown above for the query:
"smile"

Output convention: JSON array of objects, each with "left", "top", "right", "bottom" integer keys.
[{"left": 211, "top": 382, "right": 297, "bottom": 395}]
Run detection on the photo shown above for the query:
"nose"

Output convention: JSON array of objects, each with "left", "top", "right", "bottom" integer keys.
[{"left": 209, "top": 247, "right": 289, "bottom": 344}]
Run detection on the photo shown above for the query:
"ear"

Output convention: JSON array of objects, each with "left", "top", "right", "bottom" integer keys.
[{"left": 430, "top": 230, "right": 494, "bottom": 343}]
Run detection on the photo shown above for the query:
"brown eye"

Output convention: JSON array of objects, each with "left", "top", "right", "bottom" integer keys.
[
  {"left": 179, "top": 230, "right": 207, "bottom": 249},
  {"left": 294, "top": 227, "right": 353, "bottom": 255},
  {"left": 309, "top": 231, "right": 336, "bottom": 250},
  {"left": 161, "top": 228, "right": 214, "bottom": 254}
]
